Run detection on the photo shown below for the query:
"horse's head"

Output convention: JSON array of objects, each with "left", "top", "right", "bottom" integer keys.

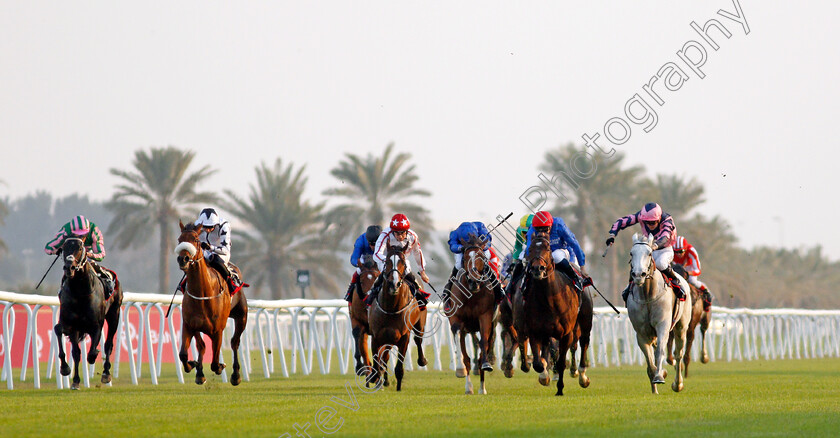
[
  {"left": 630, "top": 233, "right": 655, "bottom": 287},
  {"left": 175, "top": 220, "right": 204, "bottom": 271},
  {"left": 359, "top": 254, "right": 380, "bottom": 291},
  {"left": 462, "top": 235, "right": 489, "bottom": 290},
  {"left": 526, "top": 235, "right": 553, "bottom": 280},
  {"left": 61, "top": 237, "right": 88, "bottom": 279},
  {"left": 382, "top": 246, "right": 407, "bottom": 295}
]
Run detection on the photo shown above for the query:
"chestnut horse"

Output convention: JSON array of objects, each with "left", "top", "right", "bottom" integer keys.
[
  {"left": 350, "top": 255, "right": 379, "bottom": 376},
  {"left": 175, "top": 221, "right": 248, "bottom": 385},
  {"left": 667, "top": 263, "right": 712, "bottom": 375},
  {"left": 516, "top": 235, "right": 579, "bottom": 395},
  {"left": 53, "top": 237, "right": 123, "bottom": 390},
  {"left": 367, "top": 246, "right": 427, "bottom": 391},
  {"left": 446, "top": 236, "right": 496, "bottom": 395}
]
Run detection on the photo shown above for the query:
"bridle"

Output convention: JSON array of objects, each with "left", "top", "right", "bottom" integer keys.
[
  {"left": 631, "top": 241, "right": 655, "bottom": 282},
  {"left": 63, "top": 237, "right": 88, "bottom": 273}
]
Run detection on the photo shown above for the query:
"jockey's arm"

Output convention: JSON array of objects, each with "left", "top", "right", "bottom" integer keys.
[
  {"left": 350, "top": 234, "right": 364, "bottom": 267},
  {"left": 86, "top": 225, "right": 106, "bottom": 261},
  {"left": 609, "top": 211, "right": 640, "bottom": 237},
  {"left": 372, "top": 232, "right": 388, "bottom": 270},
  {"left": 411, "top": 234, "right": 428, "bottom": 281},
  {"left": 213, "top": 222, "right": 232, "bottom": 257},
  {"left": 44, "top": 228, "right": 67, "bottom": 255}
]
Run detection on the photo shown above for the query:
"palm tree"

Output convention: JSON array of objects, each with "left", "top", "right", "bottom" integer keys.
[
  {"left": 106, "top": 147, "right": 217, "bottom": 293},
  {"left": 225, "top": 158, "right": 342, "bottom": 299},
  {"left": 323, "top": 143, "right": 432, "bottom": 238}
]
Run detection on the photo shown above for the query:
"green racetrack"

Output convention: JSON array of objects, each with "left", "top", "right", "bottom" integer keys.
[{"left": 1, "top": 358, "right": 838, "bottom": 437}]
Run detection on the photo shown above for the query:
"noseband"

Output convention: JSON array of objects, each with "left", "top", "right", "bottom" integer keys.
[
  {"left": 632, "top": 241, "right": 655, "bottom": 282},
  {"left": 64, "top": 238, "right": 88, "bottom": 272}
]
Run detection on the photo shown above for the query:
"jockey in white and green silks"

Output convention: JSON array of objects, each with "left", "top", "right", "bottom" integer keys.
[{"left": 44, "top": 215, "right": 115, "bottom": 298}]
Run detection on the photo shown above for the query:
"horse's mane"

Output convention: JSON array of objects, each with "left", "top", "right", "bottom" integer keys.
[
  {"left": 183, "top": 222, "right": 199, "bottom": 232},
  {"left": 463, "top": 234, "right": 484, "bottom": 248}
]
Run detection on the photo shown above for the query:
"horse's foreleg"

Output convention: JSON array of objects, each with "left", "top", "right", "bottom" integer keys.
[
  {"left": 672, "top": 328, "right": 687, "bottom": 393},
  {"left": 194, "top": 334, "right": 206, "bottom": 385},
  {"left": 179, "top": 327, "right": 195, "bottom": 374},
  {"left": 230, "top": 316, "right": 246, "bottom": 386},
  {"left": 210, "top": 330, "right": 226, "bottom": 375},
  {"left": 653, "top": 323, "right": 671, "bottom": 387},
  {"left": 101, "top": 311, "right": 120, "bottom": 384},
  {"left": 69, "top": 333, "right": 82, "bottom": 390},
  {"left": 500, "top": 327, "right": 515, "bottom": 378},
  {"left": 395, "top": 337, "right": 410, "bottom": 392},
  {"left": 637, "top": 334, "right": 658, "bottom": 394},
  {"left": 361, "top": 332, "right": 372, "bottom": 373},
  {"left": 352, "top": 325, "right": 364, "bottom": 374},
  {"left": 530, "top": 338, "right": 550, "bottom": 386},
  {"left": 700, "top": 311, "right": 711, "bottom": 364},
  {"left": 451, "top": 322, "right": 467, "bottom": 378},
  {"left": 87, "top": 327, "right": 102, "bottom": 365},
  {"left": 554, "top": 334, "right": 573, "bottom": 396},
  {"left": 460, "top": 331, "right": 474, "bottom": 395},
  {"left": 471, "top": 332, "right": 481, "bottom": 376},
  {"left": 54, "top": 324, "right": 70, "bottom": 377},
  {"left": 478, "top": 312, "right": 493, "bottom": 373},
  {"left": 413, "top": 310, "right": 427, "bottom": 367}
]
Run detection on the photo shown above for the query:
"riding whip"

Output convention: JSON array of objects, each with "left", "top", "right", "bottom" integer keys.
[
  {"left": 35, "top": 252, "right": 61, "bottom": 290},
  {"left": 602, "top": 243, "right": 612, "bottom": 258},
  {"left": 588, "top": 283, "right": 620, "bottom": 315},
  {"left": 166, "top": 273, "right": 186, "bottom": 318}
]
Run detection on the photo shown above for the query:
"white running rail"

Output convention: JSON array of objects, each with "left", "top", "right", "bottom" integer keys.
[{"left": 1, "top": 291, "right": 839, "bottom": 390}]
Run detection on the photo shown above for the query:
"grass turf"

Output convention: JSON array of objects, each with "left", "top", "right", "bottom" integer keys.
[{"left": 1, "top": 358, "right": 839, "bottom": 437}]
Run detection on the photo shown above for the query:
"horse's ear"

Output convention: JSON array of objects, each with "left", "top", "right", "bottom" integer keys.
[
  {"left": 647, "top": 234, "right": 654, "bottom": 245},
  {"left": 631, "top": 233, "right": 639, "bottom": 243},
  {"left": 179, "top": 220, "right": 185, "bottom": 232}
]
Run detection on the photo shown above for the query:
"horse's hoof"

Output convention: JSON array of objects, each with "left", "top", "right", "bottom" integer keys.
[
  {"left": 71, "top": 382, "right": 80, "bottom": 390},
  {"left": 213, "top": 363, "right": 226, "bottom": 375},
  {"left": 520, "top": 362, "right": 531, "bottom": 373},
  {"left": 195, "top": 376, "right": 206, "bottom": 385},
  {"left": 662, "top": 369, "right": 668, "bottom": 378},
  {"left": 570, "top": 369, "right": 579, "bottom": 378},
  {"left": 231, "top": 373, "right": 241, "bottom": 386},
  {"left": 465, "top": 384, "right": 474, "bottom": 395},
  {"left": 504, "top": 368, "right": 514, "bottom": 378},
  {"left": 701, "top": 355, "right": 710, "bottom": 364},
  {"left": 87, "top": 351, "right": 99, "bottom": 364},
  {"left": 472, "top": 367, "right": 480, "bottom": 376},
  {"left": 672, "top": 381, "right": 684, "bottom": 392},
  {"left": 383, "top": 378, "right": 390, "bottom": 387},
  {"left": 579, "top": 373, "right": 590, "bottom": 388},
  {"left": 417, "top": 357, "right": 428, "bottom": 367},
  {"left": 666, "top": 358, "right": 675, "bottom": 366},
  {"left": 101, "top": 374, "right": 112, "bottom": 384},
  {"left": 652, "top": 375, "right": 665, "bottom": 385},
  {"left": 60, "top": 364, "right": 71, "bottom": 376},
  {"left": 533, "top": 359, "right": 546, "bottom": 374},
  {"left": 455, "top": 368, "right": 467, "bottom": 378},
  {"left": 538, "top": 372, "right": 550, "bottom": 386},
  {"left": 478, "top": 387, "right": 487, "bottom": 395},
  {"left": 555, "top": 389, "right": 564, "bottom": 396},
  {"left": 481, "top": 361, "right": 493, "bottom": 372}
]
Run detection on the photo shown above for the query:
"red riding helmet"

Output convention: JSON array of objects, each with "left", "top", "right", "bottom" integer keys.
[
  {"left": 639, "top": 202, "right": 662, "bottom": 222},
  {"left": 532, "top": 211, "right": 554, "bottom": 228},
  {"left": 390, "top": 214, "right": 410, "bottom": 231}
]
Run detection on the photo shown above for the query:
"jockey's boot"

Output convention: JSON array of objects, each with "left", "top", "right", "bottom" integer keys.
[
  {"left": 442, "top": 267, "right": 458, "bottom": 312},
  {"left": 406, "top": 273, "right": 429, "bottom": 311},
  {"left": 209, "top": 254, "right": 237, "bottom": 292},
  {"left": 366, "top": 274, "right": 383, "bottom": 307},
  {"left": 345, "top": 272, "right": 360, "bottom": 303},
  {"left": 661, "top": 267, "right": 687, "bottom": 301},
  {"left": 505, "top": 261, "right": 524, "bottom": 299},
  {"left": 555, "top": 259, "right": 583, "bottom": 295},
  {"left": 701, "top": 286, "right": 713, "bottom": 311},
  {"left": 91, "top": 263, "right": 115, "bottom": 300},
  {"left": 621, "top": 274, "right": 633, "bottom": 302}
]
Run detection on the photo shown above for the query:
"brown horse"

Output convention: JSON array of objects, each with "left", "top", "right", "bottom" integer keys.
[
  {"left": 568, "top": 275, "right": 593, "bottom": 388},
  {"left": 53, "top": 237, "right": 123, "bottom": 390},
  {"left": 516, "top": 235, "right": 579, "bottom": 395},
  {"left": 367, "top": 246, "right": 427, "bottom": 391},
  {"left": 175, "top": 221, "right": 248, "bottom": 385},
  {"left": 497, "top": 270, "right": 531, "bottom": 378},
  {"left": 446, "top": 236, "right": 496, "bottom": 395},
  {"left": 350, "top": 255, "right": 379, "bottom": 376},
  {"left": 667, "top": 263, "right": 712, "bottom": 375}
]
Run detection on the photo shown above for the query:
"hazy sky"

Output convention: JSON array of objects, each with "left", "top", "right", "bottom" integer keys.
[{"left": 2, "top": 1, "right": 839, "bottom": 259}]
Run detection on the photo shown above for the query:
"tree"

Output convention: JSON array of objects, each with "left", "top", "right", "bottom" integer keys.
[
  {"left": 323, "top": 143, "right": 432, "bottom": 238},
  {"left": 106, "top": 147, "right": 217, "bottom": 293},
  {"left": 651, "top": 174, "right": 706, "bottom": 222},
  {"left": 225, "top": 159, "right": 342, "bottom": 299}
]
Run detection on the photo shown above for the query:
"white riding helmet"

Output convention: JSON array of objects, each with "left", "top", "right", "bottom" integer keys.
[{"left": 196, "top": 208, "right": 221, "bottom": 228}]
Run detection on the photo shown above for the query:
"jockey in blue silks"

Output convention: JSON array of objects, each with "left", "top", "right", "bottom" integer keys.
[
  {"left": 520, "top": 211, "right": 591, "bottom": 294},
  {"left": 343, "top": 225, "right": 382, "bottom": 304},
  {"left": 441, "top": 221, "right": 504, "bottom": 311}
]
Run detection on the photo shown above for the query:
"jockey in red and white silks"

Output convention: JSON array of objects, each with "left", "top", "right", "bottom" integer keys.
[
  {"left": 368, "top": 213, "right": 430, "bottom": 310},
  {"left": 607, "top": 202, "right": 686, "bottom": 301},
  {"left": 673, "top": 236, "right": 714, "bottom": 310}
]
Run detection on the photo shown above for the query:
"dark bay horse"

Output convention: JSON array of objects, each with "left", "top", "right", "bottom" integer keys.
[
  {"left": 175, "top": 221, "right": 248, "bottom": 385},
  {"left": 497, "top": 272, "right": 531, "bottom": 378},
  {"left": 516, "top": 235, "right": 579, "bottom": 395},
  {"left": 667, "top": 263, "right": 712, "bottom": 375},
  {"left": 350, "top": 255, "right": 379, "bottom": 376},
  {"left": 367, "top": 246, "right": 427, "bottom": 391},
  {"left": 446, "top": 236, "right": 496, "bottom": 395},
  {"left": 53, "top": 237, "right": 123, "bottom": 390}
]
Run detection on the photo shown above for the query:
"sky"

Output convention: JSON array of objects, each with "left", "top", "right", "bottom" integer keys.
[{"left": 1, "top": 1, "right": 839, "bottom": 259}]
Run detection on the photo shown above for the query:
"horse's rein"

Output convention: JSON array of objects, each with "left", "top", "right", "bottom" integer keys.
[{"left": 63, "top": 238, "right": 88, "bottom": 272}]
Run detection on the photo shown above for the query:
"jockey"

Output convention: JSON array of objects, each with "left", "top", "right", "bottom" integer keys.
[
  {"left": 521, "top": 211, "right": 591, "bottom": 294},
  {"left": 673, "top": 236, "right": 714, "bottom": 310},
  {"left": 440, "top": 221, "right": 504, "bottom": 311},
  {"left": 506, "top": 214, "right": 533, "bottom": 296},
  {"left": 178, "top": 208, "right": 243, "bottom": 294},
  {"left": 44, "top": 215, "right": 115, "bottom": 299},
  {"left": 343, "top": 225, "right": 382, "bottom": 304},
  {"left": 606, "top": 202, "right": 686, "bottom": 302},
  {"left": 367, "top": 213, "right": 431, "bottom": 310}
]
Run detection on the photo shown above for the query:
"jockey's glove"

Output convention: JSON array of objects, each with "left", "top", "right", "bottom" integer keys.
[
  {"left": 605, "top": 236, "right": 615, "bottom": 246},
  {"left": 201, "top": 242, "right": 212, "bottom": 251}
]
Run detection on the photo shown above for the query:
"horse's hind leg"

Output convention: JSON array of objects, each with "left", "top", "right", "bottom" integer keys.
[
  {"left": 53, "top": 324, "right": 70, "bottom": 377},
  {"left": 412, "top": 309, "right": 427, "bottom": 367},
  {"left": 471, "top": 333, "right": 481, "bottom": 376},
  {"left": 700, "top": 311, "right": 711, "bottom": 363},
  {"left": 395, "top": 337, "right": 410, "bottom": 392},
  {"left": 683, "top": 323, "right": 697, "bottom": 378},
  {"left": 194, "top": 334, "right": 206, "bottom": 384},
  {"left": 637, "top": 334, "right": 658, "bottom": 395},
  {"left": 101, "top": 314, "right": 119, "bottom": 384},
  {"left": 460, "top": 331, "right": 474, "bottom": 395},
  {"left": 69, "top": 333, "right": 82, "bottom": 390},
  {"left": 229, "top": 298, "right": 248, "bottom": 386}
]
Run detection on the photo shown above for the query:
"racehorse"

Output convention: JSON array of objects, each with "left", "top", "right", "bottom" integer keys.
[
  {"left": 626, "top": 233, "right": 692, "bottom": 394},
  {"left": 446, "top": 235, "right": 496, "bottom": 394},
  {"left": 667, "top": 263, "right": 712, "bottom": 375},
  {"left": 53, "top": 237, "right": 123, "bottom": 390},
  {"left": 515, "top": 235, "right": 579, "bottom": 395},
  {"left": 350, "top": 255, "right": 379, "bottom": 376},
  {"left": 568, "top": 285, "right": 593, "bottom": 388},
  {"left": 175, "top": 221, "right": 248, "bottom": 385},
  {"left": 367, "top": 246, "right": 428, "bottom": 391}
]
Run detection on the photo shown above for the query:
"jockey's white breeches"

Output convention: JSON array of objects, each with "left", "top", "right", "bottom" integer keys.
[
  {"left": 652, "top": 246, "right": 674, "bottom": 271},
  {"left": 687, "top": 275, "right": 707, "bottom": 290},
  {"left": 552, "top": 249, "right": 570, "bottom": 264}
]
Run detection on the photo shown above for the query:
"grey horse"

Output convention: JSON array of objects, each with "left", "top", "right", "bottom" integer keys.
[{"left": 626, "top": 233, "right": 692, "bottom": 394}]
